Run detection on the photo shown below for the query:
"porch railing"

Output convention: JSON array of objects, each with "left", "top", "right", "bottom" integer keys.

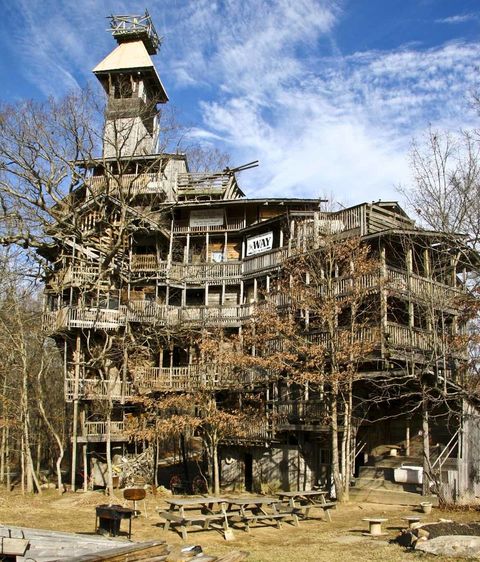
[
  {"left": 65, "top": 377, "right": 133, "bottom": 401},
  {"left": 132, "top": 363, "right": 266, "bottom": 392},
  {"left": 172, "top": 218, "right": 245, "bottom": 233},
  {"left": 83, "top": 420, "right": 126, "bottom": 437}
]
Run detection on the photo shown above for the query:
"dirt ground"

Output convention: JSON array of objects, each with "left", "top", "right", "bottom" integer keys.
[{"left": 0, "top": 488, "right": 479, "bottom": 561}]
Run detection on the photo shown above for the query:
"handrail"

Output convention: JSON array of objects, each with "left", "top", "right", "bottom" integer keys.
[{"left": 431, "top": 429, "right": 459, "bottom": 470}]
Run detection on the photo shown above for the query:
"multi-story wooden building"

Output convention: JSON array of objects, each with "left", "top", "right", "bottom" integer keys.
[{"left": 41, "top": 13, "right": 479, "bottom": 501}]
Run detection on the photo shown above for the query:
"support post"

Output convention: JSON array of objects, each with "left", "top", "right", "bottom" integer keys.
[
  {"left": 71, "top": 335, "right": 81, "bottom": 492},
  {"left": 83, "top": 443, "right": 88, "bottom": 492}
]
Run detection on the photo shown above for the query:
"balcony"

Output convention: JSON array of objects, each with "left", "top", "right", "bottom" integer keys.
[
  {"left": 385, "top": 322, "right": 456, "bottom": 354},
  {"left": 130, "top": 255, "right": 168, "bottom": 275},
  {"left": 169, "top": 262, "right": 242, "bottom": 283},
  {"left": 69, "top": 306, "right": 128, "bottom": 330},
  {"left": 181, "top": 304, "right": 251, "bottom": 326},
  {"left": 131, "top": 363, "right": 261, "bottom": 392},
  {"left": 80, "top": 420, "right": 126, "bottom": 442},
  {"left": 222, "top": 420, "right": 272, "bottom": 445},
  {"left": 126, "top": 303, "right": 250, "bottom": 326},
  {"left": 273, "top": 400, "right": 328, "bottom": 431},
  {"left": 133, "top": 365, "right": 223, "bottom": 391},
  {"left": 387, "top": 267, "right": 463, "bottom": 305},
  {"left": 43, "top": 303, "right": 253, "bottom": 333},
  {"left": 85, "top": 173, "right": 166, "bottom": 199},
  {"left": 43, "top": 306, "right": 128, "bottom": 332},
  {"left": 48, "top": 265, "right": 103, "bottom": 288},
  {"left": 243, "top": 248, "right": 288, "bottom": 275},
  {"left": 65, "top": 378, "right": 133, "bottom": 402},
  {"left": 125, "top": 301, "right": 180, "bottom": 324},
  {"left": 172, "top": 218, "right": 245, "bottom": 234}
]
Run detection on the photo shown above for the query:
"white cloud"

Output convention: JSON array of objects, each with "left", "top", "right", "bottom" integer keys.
[
  {"left": 3, "top": 0, "right": 132, "bottom": 96},
  {"left": 187, "top": 25, "right": 480, "bottom": 203},
  {"left": 436, "top": 13, "right": 478, "bottom": 24}
]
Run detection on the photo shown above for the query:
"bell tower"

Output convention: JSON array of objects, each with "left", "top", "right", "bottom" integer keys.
[{"left": 93, "top": 11, "right": 168, "bottom": 158}]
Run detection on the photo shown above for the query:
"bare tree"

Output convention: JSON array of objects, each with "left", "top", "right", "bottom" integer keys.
[{"left": 400, "top": 128, "right": 480, "bottom": 248}]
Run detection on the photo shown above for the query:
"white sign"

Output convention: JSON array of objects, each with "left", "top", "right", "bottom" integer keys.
[
  {"left": 246, "top": 232, "right": 274, "bottom": 256},
  {"left": 189, "top": 209, "right": 224, "bottom": 227}
]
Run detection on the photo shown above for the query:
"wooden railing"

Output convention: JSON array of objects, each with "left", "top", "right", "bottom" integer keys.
[
  {"left": 78, "top": 212, "right": 100, "bottom": 232},
  {"left": 130, "top": 255, "right": 165, "bottom": 272},
  {"left": 129, "top": 258, "right": 241, "bottom": 281},
  {"left": 273, "top": 400, "right": 327, "bottom": 425},
  {"left": 43, "top": 306, "right": 128, "bottom": 332},
  {"left": 327, "top": 207, "right": 364, "bottom": 233},
  {"left": 223, "top": 421, "right": 272, "bottom": 443},
  {"left": 387, "top": 267, "right": 462, "bottom": 304},
  {"left": 307, "top": 326, "right": 380, "bottom": 347},
  {"left": 132, "top": 364, "right": 261, "bottom": 391},
  {"left": 125, "top": 301, "right": 180, "bottom": 324},
  {"left": 176, "top": 172, "right": 230, "bottom": 193},
  {"left": 172, "top": 218, "right": 245, "bottom": 233},
  {"left": 65, "top": 378, "right": 133, "bottom": 401},
  {"left": 43, "top": 303, "right": 253, "bottom": 332},
  {"left": 385, "top": 322, "right": 449, "bottom": 353},
  {"left": 170, "top": 262, "right": 242, "bottom": 282},
  {"left": 316, "top": 267, "right": 462, "bottom": 301},
  {"left": 49, "top": 265, "right": 103, "bottom": 286},
  {"left": 243, "top": 248, "right": 288, "bottom": 274},
  {"left": 83, "top": 421, "right": 126, "bottom": 437},
  {"left": 86, "top": 173, "right": 165, "bottom": 198},
  {"left": 181, "top": 305, "right": 252, "bottom": 325},
  {"left": 133, "top": 365, "right": 224, "bottom": 391},
  {"left": 68, "top": 307, "right": 128, "bottom": 329},
  {"left": 42, "top": 309, "right": 69, "bottom": 333}
]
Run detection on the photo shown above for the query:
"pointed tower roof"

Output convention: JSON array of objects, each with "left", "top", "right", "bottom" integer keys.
[
  {"left": 93, "top": 40, "right": 168, "bottom": 103},
  {"left": 93, "top": 12, "right": 168, "bottom": 104},
  {"left": 93, "top": 40, "right": 154, "bottom": 73}
]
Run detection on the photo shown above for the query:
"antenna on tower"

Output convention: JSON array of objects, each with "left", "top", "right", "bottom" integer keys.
[{"left": 107, "top": 10, "right": 162, "bottom": 55}]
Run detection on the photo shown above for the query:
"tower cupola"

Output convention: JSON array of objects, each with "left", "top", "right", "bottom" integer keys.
[{"left": 93, "top": 11, "right": 168, "bottom": 158}]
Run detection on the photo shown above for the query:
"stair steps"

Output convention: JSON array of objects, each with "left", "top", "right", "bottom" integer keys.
[{"left": 350, "top": 454, "right": 444, "bottom": 506}]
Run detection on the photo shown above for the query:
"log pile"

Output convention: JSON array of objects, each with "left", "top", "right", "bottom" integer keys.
[{"left": 119, "top": 448, "right": 154, "bottom": 486}]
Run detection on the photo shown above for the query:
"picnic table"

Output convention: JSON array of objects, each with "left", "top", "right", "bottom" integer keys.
[
  {"left": 158, "top": 497, "right": 231, "bottom": 541},
  {"left": 276, "top": 490, "right": 336, "bottom": 521},
  {"left": 224, "top": 496, "right": 298, "bottom": 532}
]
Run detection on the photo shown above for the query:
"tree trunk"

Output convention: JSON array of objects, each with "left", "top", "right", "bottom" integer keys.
[
  {"left": 105, "top": 407, "right": 114, "bottom": 497},
  {"left": 212, "top": 440, "right": 220, "bottom": 496},
  {"left": 0, "top": 375, "right": 7, "bottom": 485},
  {"left": 71, "top": 335, "right": 81, "bottom": 492},
  {"left": 36, "top": 438, "right": 41, "bottom": 475},
  {"left": 422, "top": 393, "right": 431, "bottom": 496},
  {"left": 37, "top": 369, "right": 65, "bottom": 495},
  {"left": 83, "top": 444, "right": 88, "bottom": 492},
  {"left": 180, "top": 433, "right": 190, "bottom": 491},
  {"left": 330, "top": 394, "right": 344, "bottom": 501},
  {"left": 20, "top": 435, "right": 25, "bottom": 495},
  {"left": 0, "top": 424, "right": 5, "bottom": 485},
  {"left": 5, "top": 426, "right": 10, "bottom": 491}
]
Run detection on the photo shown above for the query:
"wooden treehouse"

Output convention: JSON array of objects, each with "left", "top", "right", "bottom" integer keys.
[{"left": 39, "top": 13, "right": 480, "bottom": 502}]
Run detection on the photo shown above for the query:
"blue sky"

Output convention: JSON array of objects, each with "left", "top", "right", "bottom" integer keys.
[{"left": 0, "top": 1, "right": 479, "bottom": 205}]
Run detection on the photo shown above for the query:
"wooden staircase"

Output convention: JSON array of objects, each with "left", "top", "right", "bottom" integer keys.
[{"left": 349, "top": 455, "right": 441, "bottom": 506}]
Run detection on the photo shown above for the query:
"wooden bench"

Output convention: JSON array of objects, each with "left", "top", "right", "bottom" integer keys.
[
  {"left": 158, "top": 510, "right": 227, "bottom": 540},
  {"left": 292, "top": 501, "right": 336, "bottom": 522},
  {"left": 229, "top": 511, "right": 297, "bottom": 532}
]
